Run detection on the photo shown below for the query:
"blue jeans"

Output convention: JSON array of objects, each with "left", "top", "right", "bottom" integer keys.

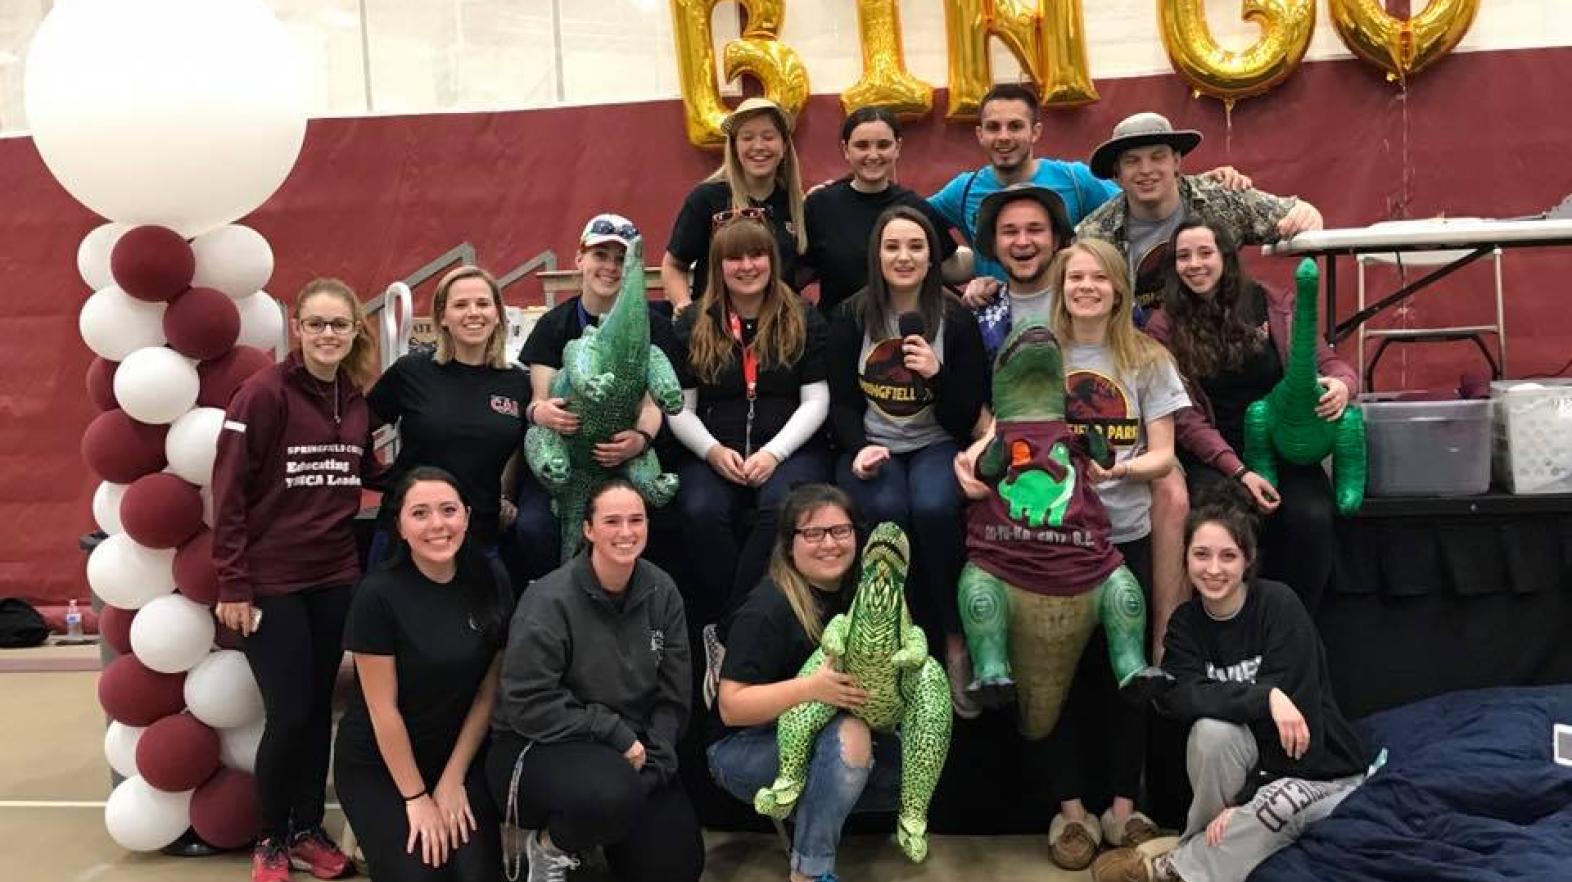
[
  {"left": 707, "top": 716, "right": 902, "bottom": 878},
  {"left": 837, "top": 440, "right": 965, "bottom": 635},
  {"left": 506, "top": 466, "right": 561, "bottom": 583}
]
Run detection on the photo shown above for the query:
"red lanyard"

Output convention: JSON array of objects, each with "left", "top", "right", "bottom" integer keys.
[{"left": 726, "top": 307, "right": 758, "bottom": 401}]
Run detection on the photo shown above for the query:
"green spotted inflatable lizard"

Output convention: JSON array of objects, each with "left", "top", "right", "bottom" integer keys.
[
  {"left": 754, "top": 522, "right": 951, "bottom": 863},
  {"left": 524, "top": 237, "right": 685, "bottom": 557}
]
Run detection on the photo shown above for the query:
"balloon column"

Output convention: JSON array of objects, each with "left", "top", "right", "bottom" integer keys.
[{"left": 24, "top": 0, "right": 307, "bottom": 853}]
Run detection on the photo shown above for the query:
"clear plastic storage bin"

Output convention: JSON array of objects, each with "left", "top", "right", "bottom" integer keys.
[
  {"left": 1360, "top": 395, "right": 1493, "bottom": 496},
  {"left": 1490, "top": 380, "right": 1572, "bottom": 495}
]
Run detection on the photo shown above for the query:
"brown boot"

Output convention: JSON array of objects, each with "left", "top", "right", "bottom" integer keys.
[
  {"left": 1048, "top": 811, "right": 1103, "bottom": 870},
  {"left": 1101, "top": 807, "right": 1160, "bottom": 847},
  {"left": 1089, "top": 836, "right": 1183, "bottom": 882}
]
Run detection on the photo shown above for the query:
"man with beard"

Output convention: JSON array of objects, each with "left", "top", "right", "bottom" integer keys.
[{"left": 966, "top": 182, "right": 1075, "bottom": 356}]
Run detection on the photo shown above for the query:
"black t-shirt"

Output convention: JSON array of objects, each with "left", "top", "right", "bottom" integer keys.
[
  {"left": 518, "top": 294, "right": 681, "bottom": 372},
  {"left": 713, "top": 576, "right": 849, "bottom": 740},
  {"left": 673, "top": 297, "right": 828, "bottom": 454},
  {"left": 337, "top": 558, "right": 513, "bottom": 768},
  {"left": 1195, "top": 286, "right": 1281, "bottom": 453},
  {"left": 367, "top": 354, "right": 531, "bottom": 547},
  {"left": 667, "top": 180, "right": 804, "bottom": 301},
  {"left": 803, "top": 179, "right": 958, "bottom": 315}
]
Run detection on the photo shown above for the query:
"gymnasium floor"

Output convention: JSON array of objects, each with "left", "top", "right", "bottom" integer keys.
[{"left": 0, "top": 642, "right": 1093, "bottom": 882}]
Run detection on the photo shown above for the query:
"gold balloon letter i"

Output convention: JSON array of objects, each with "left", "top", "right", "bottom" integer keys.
[
  {"left": 1159, "top": 0, "right": 1316, "bottom": 108},
  {"left": 670, "top": 0, "right": 810, "bottom": 149},
  {"left": 841, "top": 0, "right": 934, "bottom": 118},
  {"left": 942, "top": 0, "right": 1098, "bottom": 121},
  {"left": 1329, "top": 0, "right": 1481, "bottom": 83}
]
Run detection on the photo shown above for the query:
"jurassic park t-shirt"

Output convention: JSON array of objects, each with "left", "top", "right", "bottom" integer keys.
[
  {"left": 964, "top": 420, "right": 1123, "bottom": 596},
  {"left": 860, "top": 316, "right": 950, "bottom": 453}
]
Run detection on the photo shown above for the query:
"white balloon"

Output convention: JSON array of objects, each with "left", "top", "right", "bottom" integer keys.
[
  {"left": 93, "top": 481, "right": 128, "bottom": 535},
  {"left": 114, "top": 347, "right": 200, "bottom": 425},
  {"left": 192, "top": 225, "right": 274, "bottom": 299},
  {"left": 236, "top": 291, "right": 286, "bottom": 353},
  {"left": 104, "top": 721, "right": 146, "bottom": 780},
  {"left": 104, "top": 775, "right": 192, "bottom": 852},
  {"left": 165, "top": 408, "right": 226, "bottom": 486},
  {"left": 79, "top": 286, "right": 167, "bottom": 361},
  {"left": 23, "top": 0, "right": 308, "bottom": 238},
  {"left": 200, "top": 485, "right": 215, "bottom": 529},
  {"left": 78, "top": 222, "right": 130, "bottom": 291},
  {"left": 218, "top": 717, "right": 265, "bottom": 773},
  {"left": 87, "top": 533, "right": 177, "bottom": 611},
  {"left": 129, "top": 595, "right": 216, "bottom": 674},
  {"left": 184, "top": 649, "right": 262, "bottom": 729}
]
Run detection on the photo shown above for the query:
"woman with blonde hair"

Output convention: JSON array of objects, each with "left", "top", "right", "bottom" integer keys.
[
  {"left": 669, "top": 214, "right": 830, "bottom": 624},
  {"left": 662, "top": 97, "right": 808, "bottom": 312},
  {"left": 366, "top": 265, "right": 531, "bottom": 569},
  {"left": 212, "top": 278, "right": 381, "bottom": 882}
]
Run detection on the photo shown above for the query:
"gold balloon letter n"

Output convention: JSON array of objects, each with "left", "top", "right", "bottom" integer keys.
[
  {"left": 1159, "top": 0, "right": 1315, "bottom": 109},
  {"left": 671, "top": 0, "right": 810, "bottom": 149},
  {"left": 942, "top": 0, "right": 1099, "bottom": 121}
]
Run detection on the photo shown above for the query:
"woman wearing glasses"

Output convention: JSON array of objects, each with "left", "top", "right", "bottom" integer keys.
[
  {"left": 669, "top": 214, "right": 831, "bottom": 624},
  {"left": 366, "top": 266, "right": 530, "bottom": 573},
  {"left": 662, "top": 97, "right": 808, "bottom": 312},
  {"left": 708, "top": 483, "right": 895, "bottom": 882},
  {"left": 212, "top": 278, "right": 380, "bottom": 882}
]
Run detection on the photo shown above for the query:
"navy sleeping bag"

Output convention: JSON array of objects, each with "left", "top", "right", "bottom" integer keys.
[{"left": 1251, "top": 685, "right": 1572, "bottom": 882}]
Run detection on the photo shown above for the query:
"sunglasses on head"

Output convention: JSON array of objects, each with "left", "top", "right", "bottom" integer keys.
[
  {"left": 587, "top": 218, "right": 639, "bottom": 241},
  {"left": 712, "top": 206, "right": 770, "bottom": 230}
]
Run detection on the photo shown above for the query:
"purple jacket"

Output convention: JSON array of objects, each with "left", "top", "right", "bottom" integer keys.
[{"left": 1145, "top": 283, "right": 1359, "bottom": 478}]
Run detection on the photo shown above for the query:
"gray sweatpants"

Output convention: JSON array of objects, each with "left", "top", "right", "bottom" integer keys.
[{"left": 1170, "top": 719, "right": 1362, "bottom": 882}]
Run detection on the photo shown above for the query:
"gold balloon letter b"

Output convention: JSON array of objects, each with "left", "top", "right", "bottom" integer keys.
[
  {"left": 670, "top": 0, "right": 810, "bottom": 149},
  {"left": 1159, "top": 0, "right": 1315, "bottom": 108},
  {"left": 1329, "top": 0, "right": 1481, "bottom": 83}
]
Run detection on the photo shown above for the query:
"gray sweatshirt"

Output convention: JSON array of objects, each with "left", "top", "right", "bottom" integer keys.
[{"left": 493, "top": 552, "right": 691, "bottom": 784}]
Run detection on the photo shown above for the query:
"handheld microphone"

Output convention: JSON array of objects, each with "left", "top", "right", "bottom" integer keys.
[{"left": 897, "top": 311, "right": 925, "bottom": 339}]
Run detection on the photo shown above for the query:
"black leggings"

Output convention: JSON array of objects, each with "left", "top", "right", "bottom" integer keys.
[
  {"left": 242, "top": 583, "right": 352, "bottom": 841},
  {"left": 1188, "top": 462, "right": 1335, "bottom": 613},
  {"left": 485, "top": 733, "right": 704, "bottom": 882},
  {"left": 335, "top": 751, "right": 501, "bottom": 882}
]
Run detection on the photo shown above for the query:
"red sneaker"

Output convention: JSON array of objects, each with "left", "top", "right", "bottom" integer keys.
[
  {"left": 288, "top": 827, "right": 355, "bottom": 879},
  {"left": 251, "top": 838, "right": 291, "bottom": 882}
]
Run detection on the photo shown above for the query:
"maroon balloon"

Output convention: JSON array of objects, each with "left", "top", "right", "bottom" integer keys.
[
  {"left": 81, "top": 409, "right": 168, "bottom": 484},
  {"left": 121, "top": 473, "right": 204, "bottom": 549},
  {"left": 86, "top": 358, "right": 119, "bottom": 411},
  {"left": 111, "top": 225, "right": 195, "bottom": 302},
  {"left": 190, "top": 768, "right": 257, "bottom": 849},
  {"left": 97, "top": 654, "right": 186, "bottom": 726},
  {"left": 164, "top": 288, "right": 240, "bottom": 360},
  {"left": 136, "top": 713, "right": 220, "bottom": 792},
  {"left": 173, "top": 530, "right": 219, "bottom": 606},
  {"left": 99, "top": 604, "right": 137, "bottom": 655},
  {"left": 197, "top": 346, "right": 273, "bottom": 409}
]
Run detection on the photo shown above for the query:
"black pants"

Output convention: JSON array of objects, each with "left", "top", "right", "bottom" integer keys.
[
  {"left": 1187, "top": 461, "right": 1335, "bottom": 613},
  {"left": 242, "top": 583, "right": 352, "bottom": 841},
  {"left": 335, "top": 749, "right": 501, "bottom": 882},
  {"left": 485, "top": 733, "right": 704, "bottom": 882}
]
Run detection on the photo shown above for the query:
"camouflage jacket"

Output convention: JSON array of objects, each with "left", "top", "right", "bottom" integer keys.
[{"left": 1075, "top": 173, "right": 1297, "bottom": 249}]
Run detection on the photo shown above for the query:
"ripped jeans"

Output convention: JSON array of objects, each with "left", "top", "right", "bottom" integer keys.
[{"left": 708, "top": 714, "right": 903, "bottom": 878}]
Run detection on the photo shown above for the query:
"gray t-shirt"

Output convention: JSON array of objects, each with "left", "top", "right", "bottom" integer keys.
[
  {"left": 1063, "top": 342, "right": 1189, "bottom": 543},
  {"left": 860, "top": 315, "right": 951, "bottom": 453},
  {"left": 1007, "top": 287, "right": 1055, "bottom": 327},
  {"left": 1126, "top": 207, "right": 1184, "bottom": 311}
]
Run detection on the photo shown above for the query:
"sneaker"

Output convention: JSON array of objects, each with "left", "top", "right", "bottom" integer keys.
[
  {"left": 945, "top": 652, "right": 981, "bottom": 720},
  {"left": 1048, "top": 811, "right": 1103, "bottom": 871},
  {"left": 1101, "top": 807, "right": 1160, "bottom": 847},
  {"left": 289, "top": 826, "right": 355, "bottom": 879},
  {"left": 525, "top": 830, "right": 580, "bottom": 882},
  {"left": 251, "top": 838, "right": 290, "bottom": 882},
  {"left": 701, "top": 623, "right": 725, "bottom": 711}
]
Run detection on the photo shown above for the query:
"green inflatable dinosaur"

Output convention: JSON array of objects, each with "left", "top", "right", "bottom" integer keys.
[
  {"left": 1242, "top": 258, "right": 1367, "bottom": 515},
  {"left": 957, "top": 321, "right": 1170, "bottom": 738},
  {"left": 524, "top": 237, "right": 685, "bottom": 557},
  {"left": 754, "top": 522, "right": 951, "bottom": 863}
]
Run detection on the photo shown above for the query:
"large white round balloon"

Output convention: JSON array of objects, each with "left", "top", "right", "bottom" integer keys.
[
  {"left": 87, "top": 533, "right": 177, "bottom": 610},
  {"left": 218, "top": 717, "right": 264, "bottom": 774},
  {"left": 192, "top": 225, "right": 274, "bottom": 299},
  {"left": 104, "top": 721, "right": 146, "bottom": 780},
  {"left": 129, "top": 594, "right": 216, "bottom": 674},
  {"left": 79, "top": 286, "right": 168, "bottom": 361},
  {"left": 23, "top": 0, "right": 308, "bottom": 238},
  {"left": 165, "top": 407, "right": 226, "bottom": 486},
  {"left": 93, "top": 481, "right": 128, "bottom": 535},
  {"left": 78, "top": 222, "right": 131, "bottom": 291},
  {"left": 200, "top": 485, "right": 215, "bottom": 530},
  {"left": 184, "top": 649, "right": 263, "bottom": 729},
  {"left": 104, "top": 775, "right": 192, "bottom": 852},
  {"left": 114, "top": 347, "right": 200, "bottom": 425},
  {"left": 235, "top": 291, "right": 286, "bottom": 353}
]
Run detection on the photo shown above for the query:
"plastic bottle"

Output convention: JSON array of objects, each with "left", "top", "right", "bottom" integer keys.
[{"left": 64, "top": 599, "right": 85, "bottom": 643}]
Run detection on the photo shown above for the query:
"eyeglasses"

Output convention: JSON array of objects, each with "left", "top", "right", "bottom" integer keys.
[
  {"left": 712, "top": 206, "right": 770, "bottom": 230},
  {"left": 586, "top": 217, "right": 639, "bottom": 241},
  {"left": 300, "top": 317, "right": 358, "bottom": 335},
  {"left": 794, "top": 523, "right": 855, "bottom": 543}
]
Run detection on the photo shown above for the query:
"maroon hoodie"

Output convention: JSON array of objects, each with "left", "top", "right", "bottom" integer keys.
[{"left": 212, "top": 353, "right": 377, "bottom": 602}]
